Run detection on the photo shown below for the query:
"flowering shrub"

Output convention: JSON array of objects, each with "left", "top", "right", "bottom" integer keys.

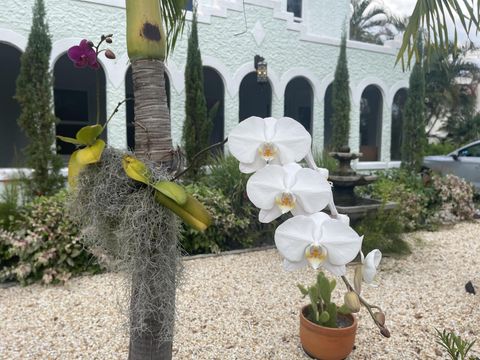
[
  {"left": 180, "top": 184, "right": 252, "bottom": 254},
  {"left": 429, "top": 173, "right": 476, "bottom": 224},
  {"left": 0, "top": 191, "right": 102, "bottom": 285},
  {"left": 359, "top": 169, "right": 476, "bottom": 231}
]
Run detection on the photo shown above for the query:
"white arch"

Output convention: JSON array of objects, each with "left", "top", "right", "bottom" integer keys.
[
  {"left": 0, "top": 28, "right": 27, "bottom": 52},
  {"left": 232, "top": 61, "right": 281, "bottom": 99},
  {"left": 280, "top": 67, "right": 320, "bottom": 101},
  {"left": 353, "top": 77, "right": 389, "bottom": 106},
  {"left": 202, "top": 55, "right": 232, "bottom": 97},
  {"left": 388, "top": 80, "right": 409, "bottom": 107}
]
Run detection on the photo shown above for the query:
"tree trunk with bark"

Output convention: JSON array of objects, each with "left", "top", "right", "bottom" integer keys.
[{"left": 128, "top": 58, "right": 174, "bottom": 360}]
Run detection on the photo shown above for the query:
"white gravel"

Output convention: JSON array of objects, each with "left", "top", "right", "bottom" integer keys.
[{"left": 1, "top": 221, "right": 479, "bottom": 360}]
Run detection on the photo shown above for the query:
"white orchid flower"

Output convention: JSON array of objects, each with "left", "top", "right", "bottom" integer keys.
[
  {"left": 228, "top": 116, "right": 312, "bottom": 173},
  {"left": 361, "top": 249, "right": 382, "bottom": 284},
  {"left": 275, "top": 212, "right": 363, "bottom": 276},
  {"left": 246, "top": 163, "right": 332, "bottom": 223}
]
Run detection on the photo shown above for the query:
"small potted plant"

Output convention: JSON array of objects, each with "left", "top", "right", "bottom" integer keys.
[
  {"left": 298, "top": 271, "right": 358, "bottom": 360},
  {"left": 227, "top": 116, "right": 390, "bottom": 359}
]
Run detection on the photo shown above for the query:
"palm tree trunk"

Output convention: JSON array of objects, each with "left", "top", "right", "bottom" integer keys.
[
  {"left": 128, "top": 58, "right": 174, "bottom": 360},
  {"left": 132, "top": 59, "right": 172, "bottom": 164}
]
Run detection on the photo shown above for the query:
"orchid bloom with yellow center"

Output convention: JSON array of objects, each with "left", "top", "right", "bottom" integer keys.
[
  {"left": 275, "top": 212, "right": 363, "bottom": 276},
  {"left": 246, "top": 163, "right": 332, "bottom": 223},
  {"left": 228, "top": 116, "right": 312, "bottom": 173}
]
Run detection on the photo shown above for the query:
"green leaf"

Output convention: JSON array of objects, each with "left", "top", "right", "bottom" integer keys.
[
  {"left": 297, "top": 284, "right": 309, "bottom": 297},
  {"left": 76, "top": 139, "right": 105, "bottom": 165},
  {"left": 337, "top": 304, "right": 352, "bottom": 315},
  {"left": 152, "top": 181, "right": 188, "bottom": 205},
  {"left": 325, "top": 302, "right": 338, "bottom": 328},
  {"left": 122, "top": 155, "right": 151, "bottom": 185},
  {"left": 319, "top": 276, "right": 332, "bottom": 304},
  {"left": 68, "top": 151, "right": 83, "bottom": 188},
  {"left": 56, "top": 136, "right": 84, "bottom": 145},
  {"left": 154, "top": 191, "right": 211, "bottom": 232},
  {"left": 76, "top": 124, "right": 103, "bottom": 146},
  {"left": 329, "top": 279, "right": 337, "bottom": 292},
  {"left": 319, "top": 311, "right": 330, "bottom": 324}
]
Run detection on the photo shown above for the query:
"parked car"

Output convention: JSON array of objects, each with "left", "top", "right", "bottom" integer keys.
[{"left": 423, "top": 140, "right": 480, "bottom": 190}]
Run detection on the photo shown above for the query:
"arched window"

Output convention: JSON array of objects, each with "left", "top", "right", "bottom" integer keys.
[
  {"left": 0, "top": 43, "right": 28, "bottom": 167},
  {"left": 323, "top": 83, "right": 334, "bottom": 149},
  {"left": 359, "top": 85, "right": 383, "bottom": 161},
  {"left": 287, "top": 0, "right": 302, "bottom": 18},
  {"left": 125, "top": 67, "right": 170, "bottom": 150},
  {"left": 54, "top": 54, "right": 106, "bottom": 155},
  {"left": 284, "top": 76, "right": 313, "bottom": 133},
  {"left": 239, "top": 72, "right": 272, "bottom": 121},
  {"left": 203, "top": 67, "right": 224, "bottom": 149},
  {"left": 390, "top": 88, "right": 408, "bottom": 161}
]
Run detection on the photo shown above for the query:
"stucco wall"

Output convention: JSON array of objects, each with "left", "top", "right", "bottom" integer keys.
[{"left": 0, "top": 0, "right": 409, "bottom": 167}]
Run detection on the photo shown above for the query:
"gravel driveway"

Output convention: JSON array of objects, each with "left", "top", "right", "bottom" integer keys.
[{"left": 1, "top": 222, "right": 479, "bottom": 359}]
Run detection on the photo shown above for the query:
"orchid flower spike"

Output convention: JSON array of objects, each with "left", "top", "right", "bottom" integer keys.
[
  {"left": 275, "top": 212, "right": 363, "bottom": 276},
  {"left": 228, "top": 116, "right": 311, "bottom": 173},
  {"left": 361, "top": 249, "right": 382, "bottom": 284}
]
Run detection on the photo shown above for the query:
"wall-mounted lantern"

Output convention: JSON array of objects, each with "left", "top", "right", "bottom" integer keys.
[{"left": 254, "top": 55, "right": 268, "bottom": 84}]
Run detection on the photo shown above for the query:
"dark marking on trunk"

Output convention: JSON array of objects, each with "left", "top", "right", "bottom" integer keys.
[{"left": 141, "top": 22, "right": 161, "bottom": 42}]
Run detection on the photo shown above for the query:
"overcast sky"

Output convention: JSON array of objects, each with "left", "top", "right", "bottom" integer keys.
[{"left": 382, "top": 0, "right": 479, "bottom": 45}]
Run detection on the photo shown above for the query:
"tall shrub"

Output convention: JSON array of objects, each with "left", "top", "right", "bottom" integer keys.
[
  {"left": 401, "top": 61, "right": 426, "bottom": 172},
  {"left": 15, "top": 0, "right": 63, "bottom": 197},
  {"left": 182, "top": 8, "right": 211, "bottom": 177},
  {"left": 331, "top": 34, "right": 351, "bottom": 151}
]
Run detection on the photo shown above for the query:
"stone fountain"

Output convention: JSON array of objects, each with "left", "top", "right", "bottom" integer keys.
[{"left": 328, "top": 146, "right": 396, "bottom": 224}]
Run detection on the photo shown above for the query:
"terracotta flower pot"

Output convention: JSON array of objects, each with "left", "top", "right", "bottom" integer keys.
[{"left": 299, "top": 305, "right": 358, "bottom": 360}]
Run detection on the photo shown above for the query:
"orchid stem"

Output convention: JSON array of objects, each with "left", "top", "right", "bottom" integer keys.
[
  {"left": 172, "top": 138, "right": 228, "bottom": 181},
  {"left": 341, "top": 275, "right": 389, "bottom": 336},
  {"left": 104, "top": 98, "right": 132, "bottom": 129}
]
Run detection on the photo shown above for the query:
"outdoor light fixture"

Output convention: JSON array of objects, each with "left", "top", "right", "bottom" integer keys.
[{"left": 254, "top": 55, "right": 268, "bottom": 84}]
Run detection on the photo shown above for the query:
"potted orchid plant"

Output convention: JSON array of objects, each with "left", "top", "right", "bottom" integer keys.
[{"left": 227, "top": 116, "right": 389, "bottom": 360}]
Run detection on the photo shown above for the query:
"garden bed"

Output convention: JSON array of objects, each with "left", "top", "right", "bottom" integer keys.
[{"left": 0, "top": 222, "right": 479, "bottom": 359}]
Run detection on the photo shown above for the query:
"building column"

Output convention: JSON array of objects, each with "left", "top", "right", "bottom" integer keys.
[
  {"left": 271, "top": 93, "right": 283, "bottom": 119},
  {"left": 106, "top": 82, "right": 127, "bottom": 150},
  {"left": 312, "top": 97, "right": 324, "bottom": 152},
  {"left": 223, "top": 92, "right": 239, "bottom": 147},
  {"left": 380, "top": 102, "right": 392, "bottom": 162},
  {"left": 170, "top": 89, "right": 185, "bottom": 147},
  {"left": 349, "top": 100, "right": 361, "bottom": 154}
]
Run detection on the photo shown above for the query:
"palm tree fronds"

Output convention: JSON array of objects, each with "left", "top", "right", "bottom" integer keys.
[{"left": 397, "top": 0, "right": 479, "bottom": 69}]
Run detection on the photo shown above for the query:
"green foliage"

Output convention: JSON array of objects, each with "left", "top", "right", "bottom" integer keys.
[
  {"left": 350, "top": 0, "right": 401, "bottom": 45},
  {"left": 358, "top": 168, "right": 476, "bottom": 234},
  {"left": 401, "top": 61, "right": 427, "bottom": 172},
  {"left": 331, "top": 34, "right": 351, "bottom": 151},
  {"left": 435, "top": 329, "right": 478, "bottom": 360},
  {"left": 425, "top": 141, "right": 457, "bottom": 156},
  {"left": 397, "top": 0, "right": 479, "bottom": 69},
  {"left": 355, "top": 208, "right": 411, "bottom": 255},
  {"left": 0, "top": 181, "right": 23, "bottom": 231},
  {"left": 299, "top": 272, "right": 351, "bottom": 328},
  {"left": 312, "top": 148, "right": 338, "bottom": 173},
  {"left": 180, "top": 183, "right": 252, "bottom": 254},
  {"left": 182, "top": 8, "right": 212, "bottom": 178},
  {"left": 0, "top": 191, "right": 102, "bottom": 285},
  {"left": 15, "top": 0, "right": 63, "bottom": 198},
  {"left": 444, "top": 112, "right": 480, "bottom": 146},
  {"left": 424, "top": 44, "right": 480, "bottom": 144}
]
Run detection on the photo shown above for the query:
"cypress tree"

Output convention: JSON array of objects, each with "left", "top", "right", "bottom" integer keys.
[
  {"left": 331, "top": 34, "right": 351, "bottom": 151},
  {"left": 16, "top": 0, "right": 63, "bottom": 197},
  {"left": 182, "top": 8, "right": 211, "bottom": 177},
  {"left": 401, "top": 61, "right": 426, "bottom": 172}
]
